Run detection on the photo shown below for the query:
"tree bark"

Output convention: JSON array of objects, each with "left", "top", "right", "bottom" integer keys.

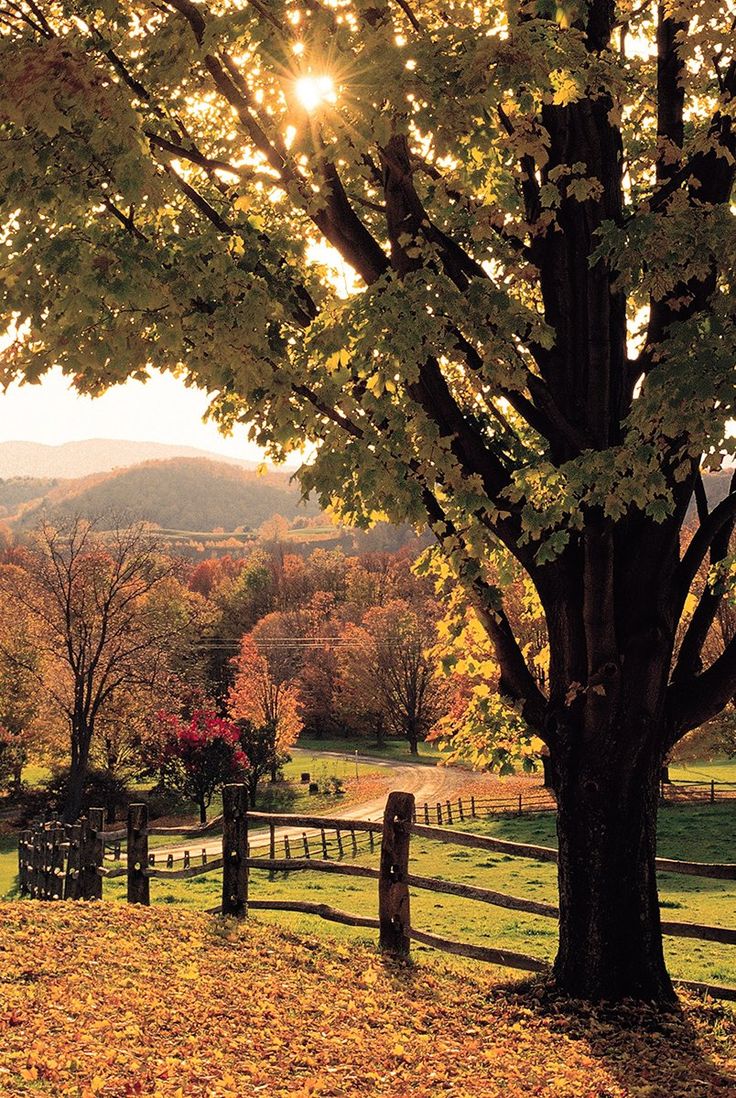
[
  {"left": 64, "top": 715, "right": 94, "bottom": 823},
  {"left": 64, "top": 739, "right": 90, "bottom": 823},
  {"left": 198, "top": 799, "right": 207, "bottom": 824},
  {"left": 552, "top": 737, "right": 675, "bottom": 1002}
]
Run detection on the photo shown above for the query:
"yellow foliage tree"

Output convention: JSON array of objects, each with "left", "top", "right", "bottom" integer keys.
[{"left": 228, "top": 636, "right": 302, "bottom": 766}]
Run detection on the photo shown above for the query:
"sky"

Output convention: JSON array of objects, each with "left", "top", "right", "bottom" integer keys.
[{"left": 0, "top": 366, "right": 279, "bottom": 462}]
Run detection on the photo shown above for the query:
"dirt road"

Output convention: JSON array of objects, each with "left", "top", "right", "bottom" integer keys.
[{"left": 149, "top": 754, "right": 489, "bottom": 860}]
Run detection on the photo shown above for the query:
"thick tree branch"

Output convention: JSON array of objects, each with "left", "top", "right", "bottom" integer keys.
[
  {"left": 673, "top": 482, "right": 736, "bottom": 613},
  {"left": 668, "top": 628, "right": 736, "bottom": 739},
  {"left": 655, "top": 4, "right": 686, "bottom": 187},
  {"left": 672, "top": 470, "right": 736, "bottom": 682},
  {"left": 418, "top": 488, "right": 549, "bottom": 738}
]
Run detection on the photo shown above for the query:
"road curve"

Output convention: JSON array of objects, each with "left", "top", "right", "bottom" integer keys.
[{"left": 149, "top": 754, "right": 488, "bottom": 860}]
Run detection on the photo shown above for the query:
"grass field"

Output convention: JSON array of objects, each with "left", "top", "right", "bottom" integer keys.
[
  {"left": 295, "top": 734, "right": 443, "bottom": 765},
  {"left": 87, "top": 800, "right": 736, "bottom": 990},
  {"left": 670, "top": 757, "right": 736, "bottom": 783}
]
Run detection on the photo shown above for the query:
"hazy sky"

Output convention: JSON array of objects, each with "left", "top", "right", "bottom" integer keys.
[{"left": 0, "top": 366, "right": 276, "bottom": 462}]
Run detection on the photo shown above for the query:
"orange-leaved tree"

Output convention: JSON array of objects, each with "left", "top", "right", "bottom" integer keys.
[{"left": 228, "top": 635, "right": 302, "bottom": 777}]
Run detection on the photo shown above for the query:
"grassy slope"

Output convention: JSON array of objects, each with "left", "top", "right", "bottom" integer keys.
[{"left": 0, "top": 903, "right": 733, "bottom": 1098}]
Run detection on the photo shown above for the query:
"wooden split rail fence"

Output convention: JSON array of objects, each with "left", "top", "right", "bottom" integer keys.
[{"left": 17, "top": 786, "right": 736, "bottom": 1002}]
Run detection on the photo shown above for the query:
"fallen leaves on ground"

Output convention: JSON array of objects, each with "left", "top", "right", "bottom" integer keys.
[{"left": 0, "top": 902, "right": 733, "bottom": 1097}]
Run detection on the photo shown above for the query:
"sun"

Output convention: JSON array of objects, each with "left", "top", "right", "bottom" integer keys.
[{"left": 294, "top": 74, "right": 336, "bottom": 112}]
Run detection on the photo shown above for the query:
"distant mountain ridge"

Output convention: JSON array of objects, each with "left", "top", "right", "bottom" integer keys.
[{"left": 0, "top": 439, "right": 261, "bottom": 480}]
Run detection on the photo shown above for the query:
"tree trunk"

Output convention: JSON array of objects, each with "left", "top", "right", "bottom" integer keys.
[
  {"left": 12, "top": 759, "right": 23, "bottom": 793},
  {"left": 64, "top": 718, "right": 92, "bottom": 823},
  {"left": 198, "top": 799, "right": 207, "bottom": 824},
  {"left": 407, "top": 735, "right": 418, "bottom": 756},
  {"left": 63, "top": 764, "right": 86, "bottom": 824},
  {"left": 552, "top": 741, "right": 675, "bottom": 1002}
]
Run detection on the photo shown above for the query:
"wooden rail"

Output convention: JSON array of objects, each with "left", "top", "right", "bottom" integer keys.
[
  {"left": 410, "top": 822, "right": 736, "bottom": 879},
  {"left": 410, "top": 822, "right": 560, "bottom": 862},
  {"left": 247, "top": 857, "right": 380, "bottom": 880},
  {"left": 247, "top": 811, "right": 382, "bottom": 833},
  {"left": 408, "top": 927, "right": 549, "bottom": 973},
  {"left": 249, "top": 899, "right": 381, "bottom": 929}
]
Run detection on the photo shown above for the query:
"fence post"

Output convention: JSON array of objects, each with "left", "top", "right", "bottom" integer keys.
[
  {"left": 436, "top": 803, "right": 442, "bottom": 825},
  {"left": 336, "top": 828, "right": 344, "bottom": 859},
  {"left": 321, "top": 828, "right": 328, "bottom": 859},
  {"left": 42, "top": 822, "right": 54, "bottom": 900},
  {"left": 50, "top": 825, "right": 65, "bottom": 900},
  {"left": 423, "top": 803, "right": 429, "bottom": 825},
  {"left": 87, "top": 808, "right": 105, "bottom": 900},
  {"left": 302, "top": 833, "right": 310, "bottom": 859},
  {"left": 38, "top": 822, "right": 48, "bottom": 897},
  {"left": 446, "top": 800, "right": 453, "bottom": 825},
  {"left": 24, "top": 828, "right": 34, "bottom": 894},
  {"left": 518, "top": 793, "right": 523, "bottom": 816},
  {"left": 350, "top": 826, "right": 358, "bottom": 856},
  {"left": 284, "top": 834, "right": 291, "bottom": 859},
  {"left": 17, "top": 831, "right": 25, "bottom": 893},
  {"left": 458, "top": 798, "right": 464, "bottom": 822},
  {"left": 711, "top": 780, "right": 715, "bottom": 804},
  {"left": 127, "top": 804, "right": 150, "bottom": 906},
  {"left": 379, "top": 790, "right": 414, "bottom": 957},
  {"left": 63, "top": 823, "right": 80, "bottom": 900},
  {"left": 18, "top": 830, "right": 29, "bottom": 895},
  {"left": 75, "top": 817, "right": 90, "bottom": 899},
  {"left": 369, "top": 828, "right": 375, "bottom": 853},
  {"left": 29, "top": 823, "right": 40, "bottom": 898},
  {"left": 221, "top": 783, "right": 248, "bottom": 917},
  {"left": 470, "top": 795, "right": 476, "bottom": 818}
]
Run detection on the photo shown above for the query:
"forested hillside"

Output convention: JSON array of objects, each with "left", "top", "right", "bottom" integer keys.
[
  {"left": 0, "top": 477, "right": 58, "bottom": 516},
  {"left": 13, "top": 458, "right": 319, "bottom": 531}
]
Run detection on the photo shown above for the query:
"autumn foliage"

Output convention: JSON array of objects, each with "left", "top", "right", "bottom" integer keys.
[
  {"left": 155, "top": 709, "right": 247, "bottom": 823},
  {"left": 0, "top": 903, "right": 733, "bottom": 1098},
  {"left": 228, "top": 636, "right": 302, "bottom": 760}
]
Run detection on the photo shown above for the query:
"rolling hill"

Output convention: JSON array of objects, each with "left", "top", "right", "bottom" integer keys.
[{"left": 10, "top": 458, "right": 319, "bottom": 532}]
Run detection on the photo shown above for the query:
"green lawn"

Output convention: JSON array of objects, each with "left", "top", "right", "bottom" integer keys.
[
  {"left": 670, "top": 757, "right": 736, "bottom": 784},
  {"left": 0, "top": 836, "right": 19, "bottom": 898},
  {"left": 295, "top": 734, "right": 443, "bottom": 766},
  {"left": 85, "top": 800, "right": 736, "bottom": 990}
]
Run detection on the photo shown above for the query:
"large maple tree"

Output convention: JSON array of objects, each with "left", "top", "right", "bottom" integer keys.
[{"left": 1, "top": 0, "right": 735, "bottom": 1000}]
